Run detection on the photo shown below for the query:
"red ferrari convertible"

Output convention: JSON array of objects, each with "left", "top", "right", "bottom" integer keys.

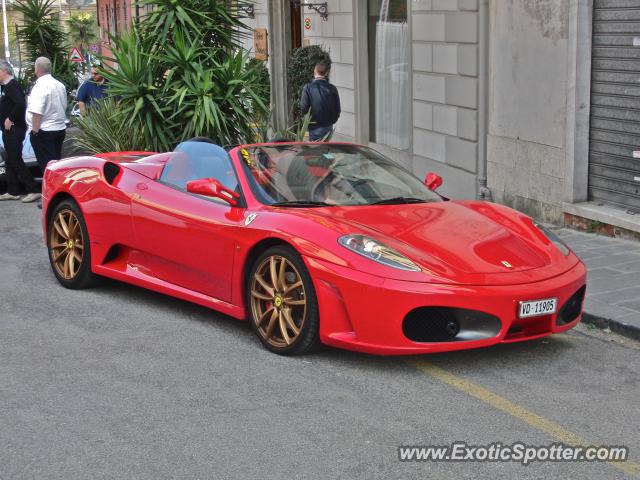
[{"left": 41, "top": 140, "right": 586, "bottom": 355}]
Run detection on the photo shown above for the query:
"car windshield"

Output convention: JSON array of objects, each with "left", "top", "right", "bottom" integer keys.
[{"left": 239, "top": 143, "right": 442, "bottom": 206}]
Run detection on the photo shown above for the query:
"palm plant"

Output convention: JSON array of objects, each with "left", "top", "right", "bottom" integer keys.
[
  {"left": 165, "top": 52, "right": 266, "bottom": 146},
  {"left": 138, "top": 0, "right": 253, "bottom": 57},
  {"left": 66, "top": 12, "right": 98, "bottom": 60},
  {"left": 14, "top": 0, "right": 77, "bottom": 90},
  {"left": 15, "top": 0, "right": 67, "bottom": 62},
  {"left": 100, "top": 27, "right": 170, "bottom": 151},
  {"left": 273, "top": 111, "right": 333, "bottom": 142},
  {"left": 97, "top": 0, "right": 267, "bottom": 151},
  {"left": 286, "top": 111, "right": 313, "bottom": 142}
]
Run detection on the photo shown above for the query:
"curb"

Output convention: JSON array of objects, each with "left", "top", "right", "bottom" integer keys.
[{"left": 581, "top": 312, "right": 640, "bottom": 342}]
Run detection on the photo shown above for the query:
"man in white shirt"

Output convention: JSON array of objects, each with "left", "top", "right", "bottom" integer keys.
[{"left": 27, "top": 57, "right": 67, "bottom": 184}]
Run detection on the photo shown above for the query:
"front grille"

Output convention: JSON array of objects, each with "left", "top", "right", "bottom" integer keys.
[
  {"left": 557, "top": 285, "right": 586, "bottom": 325},
  {"left": 504, "top": 314, "right": 553, "bottom": 340},
  {"left": 402, "top": 307, "right": 501, "bottom": 343}
]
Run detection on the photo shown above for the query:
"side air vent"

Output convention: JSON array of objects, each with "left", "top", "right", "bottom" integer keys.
[{"left": 104, "top": 162, "right": 121, "bottom": 185}]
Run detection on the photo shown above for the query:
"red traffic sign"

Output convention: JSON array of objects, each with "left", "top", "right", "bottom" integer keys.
[{"left": 68, "top": 47, "right": 85, "bottom": 63}]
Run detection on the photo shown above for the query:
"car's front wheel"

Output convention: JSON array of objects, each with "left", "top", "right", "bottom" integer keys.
[
  {"left": 248, "top": 246, "right": 320, "bottom": 355},
  {"left": 47, "top": 199, "right": 98, "bottom": 289}
]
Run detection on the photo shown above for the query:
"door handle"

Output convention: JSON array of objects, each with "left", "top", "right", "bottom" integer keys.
[{"left": 136, "top": 182, "right": 148, "bottom": 190}]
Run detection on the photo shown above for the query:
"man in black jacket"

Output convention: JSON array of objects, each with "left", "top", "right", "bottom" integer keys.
[
  {"left": 300, "top": 62, "right": 341, "bottom": 141},
  {"left": 0, "top": 60, "right": 39, "bottom": 202}
]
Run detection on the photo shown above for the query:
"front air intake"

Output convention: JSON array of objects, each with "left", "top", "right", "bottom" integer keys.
[
  {"left": 402, "top": 307, "right": 501, "bottom": 343},
  {"left": 557, "top": 285, "right": 586, "bottom": 325}
]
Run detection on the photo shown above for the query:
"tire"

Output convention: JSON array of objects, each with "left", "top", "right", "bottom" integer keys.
[
  {"left": 247, "top": 245, "right": 320, "bottom": 355},
  {"left": 47, "top": 199, "right": 99, "bottom": 289}
]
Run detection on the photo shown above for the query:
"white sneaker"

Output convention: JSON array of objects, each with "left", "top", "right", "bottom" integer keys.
[
  {"left": 21, "top": 193, "right": 41, "bottom": 203},
  {"left": 0, "top": 193, "right": 21, "bottom": 201}
]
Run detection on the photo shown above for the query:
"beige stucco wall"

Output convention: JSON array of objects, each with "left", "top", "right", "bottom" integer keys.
[{"left": 487, "top": 0, "right": 570, "bottom": 223}]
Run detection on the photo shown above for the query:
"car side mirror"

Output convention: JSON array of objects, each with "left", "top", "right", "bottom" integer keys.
[
  {"left": 424, "top": 172, "right": 443, "bottom": 191},
  {"left": 186, "top": 178, "right": 240, "bottom": 206}
]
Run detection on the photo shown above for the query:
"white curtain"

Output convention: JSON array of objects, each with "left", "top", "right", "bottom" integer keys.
[{"left": 374, "top": 20, "right": 409, "bottom": 150}]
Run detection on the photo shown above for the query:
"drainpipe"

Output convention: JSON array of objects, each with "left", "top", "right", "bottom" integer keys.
[{"left": 477, "top": 0, "right": 492, "bottom": 201}]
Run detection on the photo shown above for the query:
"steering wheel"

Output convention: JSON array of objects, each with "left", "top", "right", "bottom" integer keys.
[
  {"left": 311, "top": 172, "right": 369, "bottom": 203},
  {"left": 311, "top": 170, "right": 334, "bottom": 202}
]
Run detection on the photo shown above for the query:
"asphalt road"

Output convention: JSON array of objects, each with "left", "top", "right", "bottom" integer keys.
[{"left": 1, "top": 201, "right": 639, "bottom": 480}]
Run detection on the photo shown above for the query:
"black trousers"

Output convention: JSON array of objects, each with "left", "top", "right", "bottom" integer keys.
[
  {"left": 30, "top": 129, "right": 66, "bottom": 174},
  {"left": 2, "top": 126, "right": 39, "bottom": 195}
]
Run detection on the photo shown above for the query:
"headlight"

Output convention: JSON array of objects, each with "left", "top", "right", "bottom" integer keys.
[
  {"left": 535, "top": 223, "right": 570, "bottom": 256},
  {"left": 338, "top": 234, "right": 421, "bottom": 271}
]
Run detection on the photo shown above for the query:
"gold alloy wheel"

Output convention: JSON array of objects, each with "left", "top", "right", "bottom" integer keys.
[
  {"left": 250, "top": 255, "right": 307, "bottom": 348},
  {"left": 50, "top": 209, "right": 84, "bottom": 280}
]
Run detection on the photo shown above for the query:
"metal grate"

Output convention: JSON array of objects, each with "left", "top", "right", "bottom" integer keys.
[{"left": 589, "top": 0, "right": 640, "bottom": 211}]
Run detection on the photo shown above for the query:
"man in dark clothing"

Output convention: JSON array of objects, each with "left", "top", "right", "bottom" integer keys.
[
  {"left": 75, "top": 66, "right": 107, "bottom": 115},
  {"left": 300, "top": 62, "right": 341, "bottom": 141},
  {"left": 0, "top": 60, "right": 39, "bottom": 202}
]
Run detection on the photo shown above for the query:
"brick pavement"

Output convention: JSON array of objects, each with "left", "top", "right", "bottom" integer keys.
[{"left": 558, "top": 229, "right": 640, "bottom": 340}]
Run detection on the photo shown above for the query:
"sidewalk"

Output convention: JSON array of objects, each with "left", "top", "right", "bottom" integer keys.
[{"left": 557, "top": 229, "right": 640, "bottom": 341}]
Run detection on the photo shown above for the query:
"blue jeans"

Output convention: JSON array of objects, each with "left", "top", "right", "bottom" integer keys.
[{"left": 308, "top": 125, "right": 333, "bottom": 142}]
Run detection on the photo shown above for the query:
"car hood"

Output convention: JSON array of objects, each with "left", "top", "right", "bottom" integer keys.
[{"left": 281, "top": 200, "right": 578, "bottom": 285}]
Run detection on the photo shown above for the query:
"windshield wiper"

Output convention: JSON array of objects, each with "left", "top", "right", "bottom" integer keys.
[
  {"left": 370, "top": 197, "right": 427, "bottom": 205},
  {"left": 270, "top": 200, "right": 332, "bottom": 208}
]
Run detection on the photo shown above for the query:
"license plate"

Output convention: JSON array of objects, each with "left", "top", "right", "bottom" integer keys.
[{"left": 519, "top": 298, "right": 557, "bottom": 318}]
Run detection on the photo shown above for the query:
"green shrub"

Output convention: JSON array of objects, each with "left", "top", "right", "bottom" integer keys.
[
  {"left": 73, "top": 97, "right": 148, "bottom": 153},
  {"left": 287, "top": 45, "right": 331, "bottom": 121},
  {"left": 97, "top": 0, "right": 267, "bottom": 150},
  {"left": 247, "top": 57, "right": 271, "bottom": 109},
  {"left": 246, "top": 57, "right": 271, "bottom": 138}
]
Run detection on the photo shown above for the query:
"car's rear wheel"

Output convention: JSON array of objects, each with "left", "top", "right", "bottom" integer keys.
[
  {"left": 48, "top": 200, "right": 98, "bottom": 289},
  {"left": 248, "top": 246, "right": 319, "bottom": 355}
]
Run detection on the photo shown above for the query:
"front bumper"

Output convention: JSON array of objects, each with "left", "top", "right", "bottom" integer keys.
[{"left": 306, "top": 257, "right": 587, "bottom": 355}]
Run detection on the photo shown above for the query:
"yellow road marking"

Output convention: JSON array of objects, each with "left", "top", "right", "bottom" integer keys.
[{"left": 406, "top": 359, "right": 640, "bottom": 477}]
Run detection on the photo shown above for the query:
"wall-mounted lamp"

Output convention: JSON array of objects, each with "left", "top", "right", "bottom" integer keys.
[
  {"left": 291, "top": 0, "right": 328, "bottom": 21},
  {"left": 239, "top": 4, "right": 255, "bottom": 19}
]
